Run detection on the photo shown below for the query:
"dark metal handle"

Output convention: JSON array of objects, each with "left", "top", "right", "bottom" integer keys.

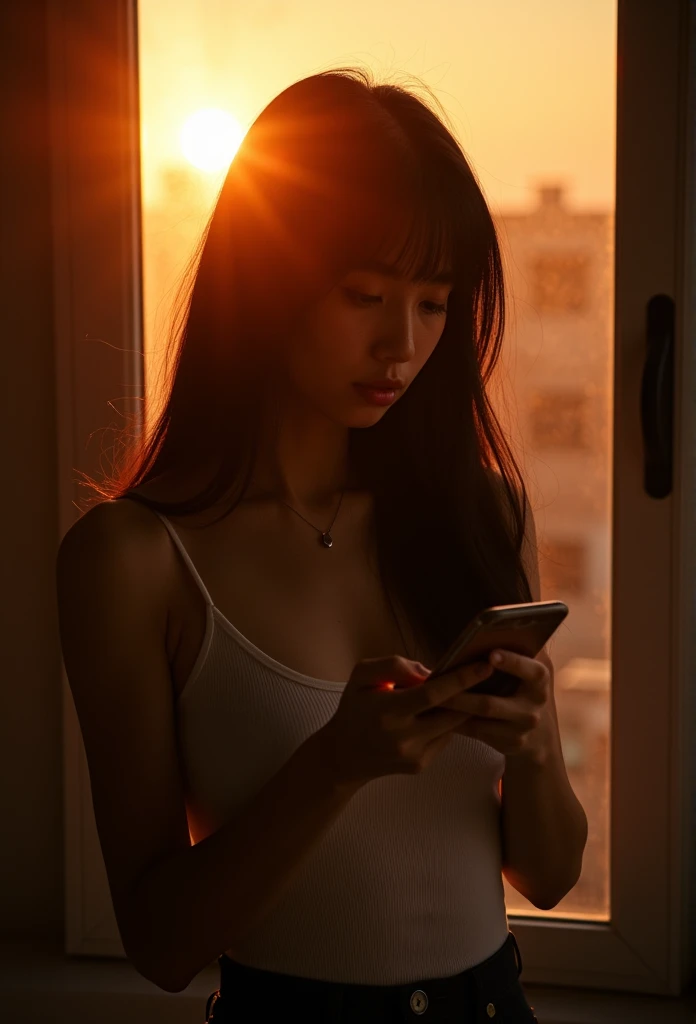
[{"left": 640, "top": 294, "right": 675, "bottom": 498}]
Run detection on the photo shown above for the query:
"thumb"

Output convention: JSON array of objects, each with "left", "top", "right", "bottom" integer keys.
[
  {"left": 381, "top": 660, "right": 432, "bottom": 692},
  {"left": 354, "top": 655, "right": 431, "bottom": 691}
]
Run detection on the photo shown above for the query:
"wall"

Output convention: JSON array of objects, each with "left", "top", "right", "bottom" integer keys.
[{"left": 0, "top": 0, "right": 64, "bottom": 942}]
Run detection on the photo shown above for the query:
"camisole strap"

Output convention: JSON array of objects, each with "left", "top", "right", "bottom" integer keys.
[{"left": 150, "top": 509, "right": 215, "bottom": 609}]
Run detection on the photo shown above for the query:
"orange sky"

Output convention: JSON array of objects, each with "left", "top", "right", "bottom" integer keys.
[{"left": 138, "top": 0, "right": 617, "bottom": 217}]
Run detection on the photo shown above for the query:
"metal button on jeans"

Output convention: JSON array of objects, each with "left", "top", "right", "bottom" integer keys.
[
  {"left": 409, "top": 988, "right": 429, "bottom": 1014},
  {"left": 486, "top": 1001, "right": 496, "bottom": 1017}
]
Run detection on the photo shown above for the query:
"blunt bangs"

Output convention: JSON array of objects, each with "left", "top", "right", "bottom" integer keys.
[{"left": 327, "top": 158, "right": 460, "bottom": 289}]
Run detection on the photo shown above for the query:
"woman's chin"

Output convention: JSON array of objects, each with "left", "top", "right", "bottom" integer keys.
[{"left": 348, "top": 407, "right": 391, "bottom": 428}]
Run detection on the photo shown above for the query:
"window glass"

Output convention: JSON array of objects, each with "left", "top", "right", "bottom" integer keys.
[{"left": 138, "top": 0, "right": 617, "bottom": 921}]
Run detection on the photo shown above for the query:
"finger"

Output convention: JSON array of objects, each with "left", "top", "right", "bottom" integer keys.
[
  {"left": 444, "top": 692, "right": 513, "bottom": 720},
  {"left": 443, "top": 688, "right": 545, "bottom": 725},
  {"left": 392, "top": 665, "right": 490, "bottom": 717},
  {"left": 456, "top": 716, "right": 537, "bottom": 754},
  {"left": 488, "top": 649, "right": 548, "bottom": 696},
  {"left": 357, "top": 656, "right": 431, "bottom": 692}
]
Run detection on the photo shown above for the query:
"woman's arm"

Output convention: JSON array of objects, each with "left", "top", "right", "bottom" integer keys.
[
  {"left": 129, "top": 731, "right": 357, "bottom": 991},
  {"left": 500, "top": 698, "right": 588, "bottom": 909},
  {"left": 498, "top": 488, "right": 588, "bottom": 907},
  {"left": 56, "top": 500, "right": 360, "bottom": 994}
]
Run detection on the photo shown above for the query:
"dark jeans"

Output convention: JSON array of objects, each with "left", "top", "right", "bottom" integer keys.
[{"left": 203, "top": 930, "right": 538, "bottom": 1023}]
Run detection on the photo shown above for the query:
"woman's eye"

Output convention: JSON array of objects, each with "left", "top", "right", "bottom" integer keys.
[
  {"left": 343, "top": 289, "right": 447, "bottom": 316},
  {"left": 343, "top": 288, "right": 379, "bottom": 306},
  {"left": 422, "top": 302, "right": 448, "bottom": 317}
]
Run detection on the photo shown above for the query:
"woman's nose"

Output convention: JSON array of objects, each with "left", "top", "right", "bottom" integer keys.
[{"left": 374, "top": 305, "right": 418, "bottom": 360}]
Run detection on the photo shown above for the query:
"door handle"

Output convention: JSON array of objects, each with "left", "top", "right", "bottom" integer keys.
[{"left": 640, "top": 294, "right": 675, "bottom": 498}]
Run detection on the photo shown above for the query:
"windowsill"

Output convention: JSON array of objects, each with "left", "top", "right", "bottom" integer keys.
[{"left": 2, "top": 937, "right": 695, "bottom": 1024}]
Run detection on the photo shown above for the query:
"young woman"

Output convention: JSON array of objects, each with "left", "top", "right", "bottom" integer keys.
[{"left": 56, "top": 67, "right": 587, "bottom": 1023}]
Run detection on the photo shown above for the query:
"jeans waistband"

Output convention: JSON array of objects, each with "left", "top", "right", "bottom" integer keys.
[{"left": 206, "top": 930, "right": 525, "bottom": 1023}]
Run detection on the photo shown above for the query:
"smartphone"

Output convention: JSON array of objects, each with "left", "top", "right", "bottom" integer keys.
[{"left": 424, "top": 600, "right": 569, "bottom": 697}]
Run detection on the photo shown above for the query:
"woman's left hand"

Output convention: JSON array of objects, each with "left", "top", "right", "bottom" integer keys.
[{"left": 440, "top": 647, "right": 559, "bottom": 762}]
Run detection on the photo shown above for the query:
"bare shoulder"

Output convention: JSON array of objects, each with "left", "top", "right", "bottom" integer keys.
[
  {"left": 59, "top": 493, "right": 174, "bottom": 567},
  {"left": 62, "top": 492, "right": 158, "bottom": 541},
  {"left": 58, "top": 494, "right": 184, "bottom": 651},
  {"left": 55, "top": 496, "right": 178, "bottom": 695}
]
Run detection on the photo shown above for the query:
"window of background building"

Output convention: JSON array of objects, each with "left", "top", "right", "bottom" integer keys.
[
  {"left": 529, "top": 390, "right": 590, "bottom": 450},
  {"left": 530, "top": 250, "right": 591, "bottom": 313}
]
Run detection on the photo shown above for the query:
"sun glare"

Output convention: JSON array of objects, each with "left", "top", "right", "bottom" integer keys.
[{"left": 179, "top": 108, "right": 245, "bottom": 172}]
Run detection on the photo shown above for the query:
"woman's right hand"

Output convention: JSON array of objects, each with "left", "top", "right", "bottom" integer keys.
[{"left": 313, "top": 655, "right": 494, "bottom": 790}]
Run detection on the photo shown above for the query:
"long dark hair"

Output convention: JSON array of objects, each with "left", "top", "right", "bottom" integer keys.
[{"left": 79, "top": 66, "right": 532, "bottom": 663}]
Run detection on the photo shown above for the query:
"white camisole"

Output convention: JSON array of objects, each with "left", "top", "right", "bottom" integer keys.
[{"left": 153, "top": 509, "right": 509, "bottom": 985}]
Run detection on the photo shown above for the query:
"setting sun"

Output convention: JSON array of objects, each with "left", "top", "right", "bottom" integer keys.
[{"left": 179, "top": 108, "right": 245, "bottom": 172}]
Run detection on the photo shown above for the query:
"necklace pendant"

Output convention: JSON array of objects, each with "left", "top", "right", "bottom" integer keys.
[{"left": 321, "top": 531, "right": 333, "bottom": 548}]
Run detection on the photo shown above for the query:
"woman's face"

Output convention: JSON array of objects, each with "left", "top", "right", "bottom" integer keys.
[{"left": 277, "top": 259, "right": 453, "bottom": 427}]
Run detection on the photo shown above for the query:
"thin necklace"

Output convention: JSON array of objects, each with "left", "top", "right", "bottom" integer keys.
[
  {"left": 280, "top": 489, "right": 412, "bottom": 660},
  {"left": 280, "top": 488, "right": 346, "bottom": 548}
]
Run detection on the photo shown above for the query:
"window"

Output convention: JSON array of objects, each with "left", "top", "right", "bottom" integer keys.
[
  {"left": 52, "top": 0, "right": 695, "bottom": 1003},
  {"left": 528, "top": 390, "right": 590, "bottom": 450},
  {"left": 530, "top": 251, "right": 591, "bottom": 313},
  {"left": 540, "top": 538, "right": 587, "bottom": 596}
]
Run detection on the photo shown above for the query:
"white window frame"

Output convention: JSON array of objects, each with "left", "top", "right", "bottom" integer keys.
[{"left": 51, "top": 0, "right": 696, "bottom": 1001}]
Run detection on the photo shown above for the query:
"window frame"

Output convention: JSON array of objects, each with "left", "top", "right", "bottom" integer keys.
[{"left": 51, "top": 0, "right": 696, "bottom": 997}]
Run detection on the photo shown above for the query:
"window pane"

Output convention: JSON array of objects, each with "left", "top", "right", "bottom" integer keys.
[{"left": 138, "top": 0, "right": 616, "bottom": 922}]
